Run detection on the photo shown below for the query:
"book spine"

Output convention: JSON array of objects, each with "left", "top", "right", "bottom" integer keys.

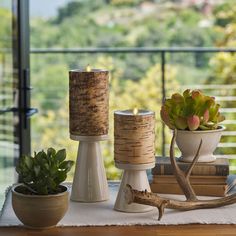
[
  {"left": 152, "top": 164, "right": 229, "bottom": 176},
  {"left": 150, "top": 183, "right": 227, "bottom": 197},
  {"left": 152, "top": 176, "right": 227, "bottom": 185}
]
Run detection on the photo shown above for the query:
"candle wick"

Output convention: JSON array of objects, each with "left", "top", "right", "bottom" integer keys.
[
  {"left": 133, "top": 107, "right": 138, "bottom": 115},
  {"left": 86, "top": 64, "right": 91, "bottom": 72}
]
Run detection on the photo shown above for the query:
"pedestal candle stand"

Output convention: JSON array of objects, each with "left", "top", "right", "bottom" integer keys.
[
  {"left": 114, "top": 110, "right": 155, "bottom": 212},
  {"left": 114, "top": 162, "right": 155, "bottom": 212},
  {"left": 70, "top": 135, "right": 109, "bottom": 202},
  {"left": 69, "top": 68, "right": 109, "bottom": 202}
]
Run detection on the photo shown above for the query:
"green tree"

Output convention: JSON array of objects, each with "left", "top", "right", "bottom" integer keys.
[
  {"left": 207, "top": 0, "right": 236, "bottom": 161},
  {"left": 32, "top": 55, "right": 179, "bottom": 180},
  {"left": 30, "top": 0, "right": 236, "bottom": 178}
]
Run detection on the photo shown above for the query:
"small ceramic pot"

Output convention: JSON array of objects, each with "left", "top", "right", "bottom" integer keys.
[
  {"left": 176, "top": 126, "right": 225, "bottom": 163},
  {"left": 12, "top": 184, "right": 69, "bottom": 229}
]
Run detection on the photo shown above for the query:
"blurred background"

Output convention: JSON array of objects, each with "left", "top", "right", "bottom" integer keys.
[{"left": 1, "top": 0, "right": 236, "bottom": 206}]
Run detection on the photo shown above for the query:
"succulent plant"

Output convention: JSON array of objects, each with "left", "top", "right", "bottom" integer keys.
[
  {"left": 16, "top": 148, "right": 74, "bottom": 195},
  {"left": 160, "top": 89, "right": 225, "bottom": 131}
]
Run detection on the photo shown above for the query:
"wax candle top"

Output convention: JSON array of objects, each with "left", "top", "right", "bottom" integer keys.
[
  {"left": 86, "top": 64, "right": 91, "bottom": 72},
  {"left": 115, "top": 109, "right": 154, "bottom": 116},
  {"left": 133, "top": 107, "right": 138, "bottom": 115},
  {"left": 70, "top": 69, "right": 108, "bottom": 73}
]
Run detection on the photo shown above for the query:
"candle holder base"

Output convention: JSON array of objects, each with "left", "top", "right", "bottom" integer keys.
[
  {"left": 114, "top": 163, "right": 155, "bottom": 213},
  {"left": 70, "top": 135, "right": 109, "bottom": 202}
]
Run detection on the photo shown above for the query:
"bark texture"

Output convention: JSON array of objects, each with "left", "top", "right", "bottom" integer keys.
[
  {"left": 114, "top": 110, "right": 155, "bottom": 164},
  {"left": 69, "top": 70, "right": 109, "bottom": 136}
]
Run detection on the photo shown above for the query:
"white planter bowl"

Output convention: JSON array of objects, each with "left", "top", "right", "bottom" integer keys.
[{"left": 176, "top": 126, "right": 225, "bottom": 163}]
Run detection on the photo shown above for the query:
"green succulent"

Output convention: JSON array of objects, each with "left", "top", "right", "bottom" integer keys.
[
  {"left": 160, "top": 89, "right": 225, "bottom": 131},
  {"left": 16, "top": 148, "right": 74, "bottom": 195}
]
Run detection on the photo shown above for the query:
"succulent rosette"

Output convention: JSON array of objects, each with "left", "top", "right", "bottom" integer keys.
[{"left": 160, "top": 89, "right": 225, "bottom": 131}]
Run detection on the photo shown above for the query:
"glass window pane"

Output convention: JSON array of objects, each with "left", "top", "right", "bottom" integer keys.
[{"left": 0, "top": 0, "right": 19, "bottom": 207}]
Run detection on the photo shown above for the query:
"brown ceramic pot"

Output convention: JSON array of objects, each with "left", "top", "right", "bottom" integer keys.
[{"left": 12, "top": 184, "right": 69, "bottom": 229}]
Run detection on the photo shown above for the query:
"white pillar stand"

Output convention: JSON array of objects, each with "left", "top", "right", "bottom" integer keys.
[
  {"left": 70, "top": 135, "right": 109, "bottom": 202},
  {"left": 114, "top": 162, "right": 155, "bottom": 213}
]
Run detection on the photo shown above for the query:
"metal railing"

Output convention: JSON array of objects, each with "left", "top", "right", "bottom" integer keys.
[{"left": 30, "top": 47, "right": 236, "bottom": 157}]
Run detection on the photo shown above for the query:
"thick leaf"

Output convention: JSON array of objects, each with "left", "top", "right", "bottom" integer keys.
[
  {"left": 164, "top": 99, "right": 173, "bottom": 108},
  {"left": 35, "top": 150, "right": 47, "bottom": 162},
  {"left": 34, "top": 166, "right": 40, "bottom": 177},
  {"left": 202, "top": 109, "right": 210, "bottom": 123},
  {"left": 59, "top": 160, "right": 74, "bottom": 172},
  {"left": 44, "top": 163, "right": 50, "bottom": 170},
  {"left": 55, "top": 149, "right": 66, "bottom": 163},
  {"left": 171, "top": 93, "right": 184, "bottom": 104},
  {"left": 47, "top": 147, "right": 56, "bottom": 157},
  {"left": 22, "top": 175, "right": 33, "bottom": 183},
  {"left": 160, "top": 106, "right": 175, "bottom": 129},
  {"left": 47, "top": 177, "right": 57, "bottom": 191},
  {"left": 187, "top": 115, "right": 200, "bottom": 131},
  {"left": 191, "top": 90, "right": 202, "bottom": 100},
  {"left": 23, "top": 156, "right": 33, "bottom": 169},
  {"left": 56, "top": 171, "right": 67, "bottom": 183},
  {"left": 49, "top": 163, "right": 59, "bottom": 176},
  {"left": 199, "top": 125, "right": 211, "bottom": 130},
  {"left": 183, "top": 89, "right": 191, "bottom": 98},
  {"left": 209, "top": 104, "right": 220, "bottom": 121},
  {"left": 175, "top": 116, "right": 187, "bottom": 130}
]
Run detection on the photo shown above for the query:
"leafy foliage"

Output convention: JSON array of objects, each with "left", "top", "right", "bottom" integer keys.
[
  {"left": 0, "top": 8, "right": 11, "bottom": 49},
  {"left": 16, "top": 148, "right": 74, "bottom": 195},
  {"left": 28, "top": 0, "right": 236, "bottom": 178},
  {"left": 161, "top": 89, "right": 225, "bottom": 131}
]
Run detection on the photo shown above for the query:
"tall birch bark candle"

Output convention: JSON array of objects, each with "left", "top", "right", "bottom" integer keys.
[
  {"left": 69, "top": 67, "right": 109, "bottom": 137},
  {"left": 114, "top": 109, "right": 155, "bottom": 165}
]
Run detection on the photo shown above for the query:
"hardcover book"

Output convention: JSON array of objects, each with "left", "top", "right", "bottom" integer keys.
[
  {"left": 150, "top": 182, "right": 228, "bottom": 197},
  {"left": 152, "top": 175, "right": 227, "bottom": 185},
  {"left": 151, "top": 175, "right": 236, "bottom": 197},
  {"left": 152, "top": 157, "right": 229, "bottom": 176}
]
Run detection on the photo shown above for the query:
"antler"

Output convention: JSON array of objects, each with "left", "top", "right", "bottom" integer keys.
[
  {"left": 125, "top": 130, "right": 236, "bottom": 220},
  {"left": 169, "top": 130, "right": 202, "bottom": 201}
]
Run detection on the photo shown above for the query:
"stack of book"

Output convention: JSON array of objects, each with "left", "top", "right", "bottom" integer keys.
[{"left": 151, "top": 157, "right": 230, "bottom": 197}]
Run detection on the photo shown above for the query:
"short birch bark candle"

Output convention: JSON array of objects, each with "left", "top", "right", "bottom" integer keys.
[
  {"left": 114, "top": 109, "right": 155, "bottom": 165},
  {"left": 69, "top": 66, "right": 109, "bottom": 136}
]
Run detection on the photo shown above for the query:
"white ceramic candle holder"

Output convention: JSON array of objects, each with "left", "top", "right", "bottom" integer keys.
[
  {"left": 114, "top": 162, "right": 155, "bottom": 212},
  {"left": 70, "top": 135, "right": 109, "bottom": 202}
]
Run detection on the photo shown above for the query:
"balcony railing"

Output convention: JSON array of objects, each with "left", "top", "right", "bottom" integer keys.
[{"left": 29, "top": 47, "right": 236, "bottom": 159}]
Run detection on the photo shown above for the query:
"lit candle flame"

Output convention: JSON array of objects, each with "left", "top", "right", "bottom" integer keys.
[
  {"left": 86, "top": 64, "right": 91, "bottom": 72},
  {"left": 133, "top": 107, "right": 138, "bottom": 115}
]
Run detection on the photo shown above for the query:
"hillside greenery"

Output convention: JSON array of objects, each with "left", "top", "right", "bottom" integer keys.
[{"left": 28, "top": 0, "right": 236, "bottom": 178}]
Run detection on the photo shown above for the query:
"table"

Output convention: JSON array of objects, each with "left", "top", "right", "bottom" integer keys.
[
  {"left": 0, "top": 225, "right": 236, "bottom": 236},
  {"left": 2, "top": 180, "right": 236, "bottom": 235}
]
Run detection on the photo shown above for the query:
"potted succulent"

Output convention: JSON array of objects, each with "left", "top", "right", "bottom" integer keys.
[
  {"left": 12, "top": 148, "right": 74, "bottom": 229},
  {"left": 160, "top": 89, "right": 225, "bottom": 162}
]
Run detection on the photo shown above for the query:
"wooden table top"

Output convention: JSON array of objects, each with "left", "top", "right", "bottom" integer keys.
[{"left": 1, "top": 225, "right": 236, "bottom": 236}]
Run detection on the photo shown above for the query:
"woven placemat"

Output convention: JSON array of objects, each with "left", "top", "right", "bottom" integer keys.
[{"left": 1, "top": 179, "right": 236, "bottom": 226}]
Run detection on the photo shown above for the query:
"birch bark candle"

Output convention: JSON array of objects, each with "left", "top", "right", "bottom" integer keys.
[
  {"left": 69, "top": 67, "right": 109, "bottom": 137},
  {"left": 114, "top": 109, "right": 155, "bottom": 165},
  {"left": 69, "top": 66, "right": 110, "bottom": 202}
]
